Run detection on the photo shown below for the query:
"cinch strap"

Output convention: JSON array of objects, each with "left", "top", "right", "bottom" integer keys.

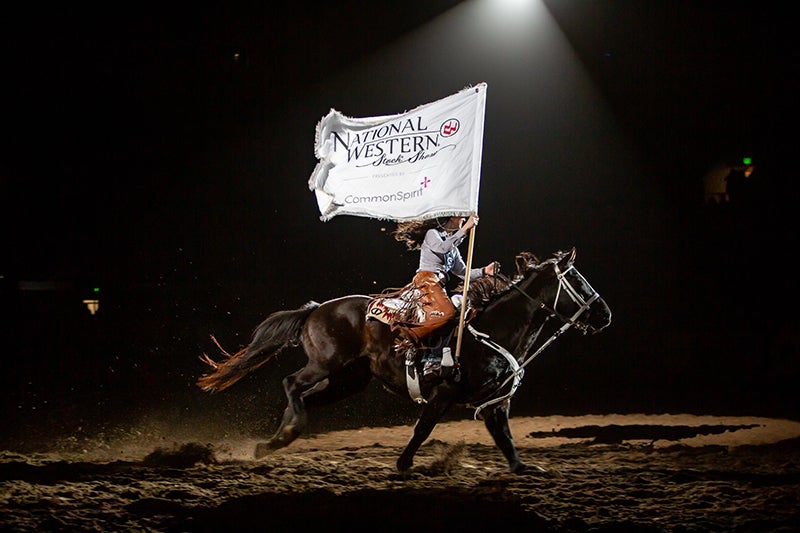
[{"left": 468, "top": 325, "right": 523, "bottom": 419}]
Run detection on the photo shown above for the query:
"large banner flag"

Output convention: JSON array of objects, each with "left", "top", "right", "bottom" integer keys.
[{"left": 309, "top": 83, "right": 487, "bottom": 222}]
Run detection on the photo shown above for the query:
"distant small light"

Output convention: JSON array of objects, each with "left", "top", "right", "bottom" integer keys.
[
  {"left": 742, "top": 157, "right": 752, "bottom": 165},
  {"left": 93, "top": 287, "right": 100, "bottom": 293},
  {"left": 233, "top": 52, "right": 240, "bottom": 61}
]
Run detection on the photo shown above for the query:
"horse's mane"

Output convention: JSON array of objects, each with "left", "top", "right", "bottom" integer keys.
[
  {"left": 457, "top": 249, "right": 578, "bottom": 310},
  {"left": 455, "top": 251, "right": 543, "bottom": 309}
]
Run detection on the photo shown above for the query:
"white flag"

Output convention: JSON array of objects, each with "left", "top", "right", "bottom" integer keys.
[{"left": 309, "top": 83, "right": 487, "bottom": 222}]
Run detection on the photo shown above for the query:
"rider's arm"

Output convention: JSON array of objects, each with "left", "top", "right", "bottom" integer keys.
[{"left": 422, "top": 229, "right": 466, "bottom": 254}]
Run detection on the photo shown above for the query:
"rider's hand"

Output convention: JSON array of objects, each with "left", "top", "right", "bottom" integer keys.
[{"left": 462, "top": 214, "right": 479, "bottom": 232}]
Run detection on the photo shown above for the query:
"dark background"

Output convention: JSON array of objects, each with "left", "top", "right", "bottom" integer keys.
[{"left": 2, "top": 1, "right": 797, "bottom": 446}]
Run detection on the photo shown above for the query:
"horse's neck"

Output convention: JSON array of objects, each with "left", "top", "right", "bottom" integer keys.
[{"left": 478, "top": 272, "right": 549, "bottom": 355}]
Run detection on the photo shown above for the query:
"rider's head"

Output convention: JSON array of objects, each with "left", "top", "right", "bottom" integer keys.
[
  {"left": 438, "top": 216, "right": 465, "bottom": 233},
  {"left": 394, "top": 216, "right": 465, "bottom": 250}
]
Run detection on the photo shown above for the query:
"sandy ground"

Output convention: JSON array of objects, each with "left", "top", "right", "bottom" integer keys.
[{"left": 2, "top": 413, "right": 800, "bottom": 532}]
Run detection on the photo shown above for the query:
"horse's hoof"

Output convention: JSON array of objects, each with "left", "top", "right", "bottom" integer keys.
[
  {"left": 511, "top": 462, "right": 547, "bottom": 475},
  {"left": 397, "top": 456, "right": 413, "bottom": 473},
  {"left": 254, "top": 442, "right": 276, "bottom": 459}
]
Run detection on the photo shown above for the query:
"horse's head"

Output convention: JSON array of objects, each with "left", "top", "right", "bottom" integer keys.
[
  {"left": 523, "top": 248, "right": 612, "bottom": 335},
  {"left": 463, "top": 248, "right": 611, "bottom": 335}
]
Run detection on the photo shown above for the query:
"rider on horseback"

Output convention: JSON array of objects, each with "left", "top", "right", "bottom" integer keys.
[{"left": 392, "top": 214, "right": 496, "bottom": 376}]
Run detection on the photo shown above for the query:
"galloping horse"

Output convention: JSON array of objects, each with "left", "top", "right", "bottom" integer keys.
[{"left": 197, "top": 248, "right": 611, "bottom": 473}]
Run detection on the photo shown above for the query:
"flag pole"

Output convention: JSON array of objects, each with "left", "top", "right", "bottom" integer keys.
[{"left": 455, "top": 217, "right": 477, "bottom": 359}]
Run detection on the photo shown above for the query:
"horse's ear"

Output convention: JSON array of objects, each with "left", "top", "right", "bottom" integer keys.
[{"left": 558, "top": 247, "right": 576, "bottom": 268}]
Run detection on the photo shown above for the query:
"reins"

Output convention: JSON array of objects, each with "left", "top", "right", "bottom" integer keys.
[
  {"left": 469, "top": 261, "right": 603, "bottom": 419},
  {"left": 497, "top": 263, "right": 601, "bottom": 335}
]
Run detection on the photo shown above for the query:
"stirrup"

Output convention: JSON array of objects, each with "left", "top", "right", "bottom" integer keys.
[{"left": 423, "top": 361, "right": 441, "bottom": 376}]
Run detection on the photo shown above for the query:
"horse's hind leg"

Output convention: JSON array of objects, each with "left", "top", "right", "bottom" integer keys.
[
  {"left": 254, "top": 366, "right": 327, "bottom": 458},
  {"left": 397, "top": 390, "right": 454, "bottom": 472},
  {"left": 482, "top": 401, "right": 545, "bottom": 474},
  {"left": 303, "top": 358, "right": 372, "bottom": 407}
]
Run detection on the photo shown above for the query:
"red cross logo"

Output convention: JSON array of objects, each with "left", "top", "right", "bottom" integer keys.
[{"left": 420, "top": 176, "right": 430, "bottom": 188}]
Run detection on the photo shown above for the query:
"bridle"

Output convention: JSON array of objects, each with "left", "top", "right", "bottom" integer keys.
[
  {"left": 537, "top": 262, "right": 602, "bottom": 335},
  {"left": 492, "top": 259, "right": 603, "bottom": 335}
]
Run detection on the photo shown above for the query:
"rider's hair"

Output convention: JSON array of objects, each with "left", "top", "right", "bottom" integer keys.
[{"left": 392, "top": 217, "right": 450, "bottom": 250}]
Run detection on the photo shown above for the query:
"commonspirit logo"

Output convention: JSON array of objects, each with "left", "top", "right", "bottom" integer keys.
[{"left": 344, "top": 186, "right": 425, "bottom": 205}]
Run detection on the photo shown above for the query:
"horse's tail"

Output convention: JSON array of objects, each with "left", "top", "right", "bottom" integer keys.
[{"left": 196, "top": 301, "right": 320, "bottom": 393}]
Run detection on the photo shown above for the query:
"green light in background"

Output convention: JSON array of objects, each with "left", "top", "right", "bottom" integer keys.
[
  {"left": 742, "top": 157, "right": 752, "bottom": 165},
  {"left": 93, "top": 287, "right": 100, "bottom": 293}
]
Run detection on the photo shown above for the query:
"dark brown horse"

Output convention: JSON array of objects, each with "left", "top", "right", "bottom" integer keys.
[{"left": 197, "top": 248, "right": 611, "bottom": 473}]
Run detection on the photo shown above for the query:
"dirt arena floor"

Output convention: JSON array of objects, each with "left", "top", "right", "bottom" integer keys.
[{"left": 2, "top": 413, "right": 800, "bottom": 532}]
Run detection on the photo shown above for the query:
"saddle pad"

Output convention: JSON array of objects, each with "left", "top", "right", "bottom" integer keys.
[
  {"left": 366, "top": 287, "right": 425, "bottom": 326},
  {"left": 366, "top": 298, "right": 405, "bottom": 325}
]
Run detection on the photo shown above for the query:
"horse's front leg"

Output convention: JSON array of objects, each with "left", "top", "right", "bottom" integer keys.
[
  {"left": 482, "top": 400, "right": 546, "bottom": 474},
  {"left": 397, "top": 387, "right": 454, "bottom": 472}
]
